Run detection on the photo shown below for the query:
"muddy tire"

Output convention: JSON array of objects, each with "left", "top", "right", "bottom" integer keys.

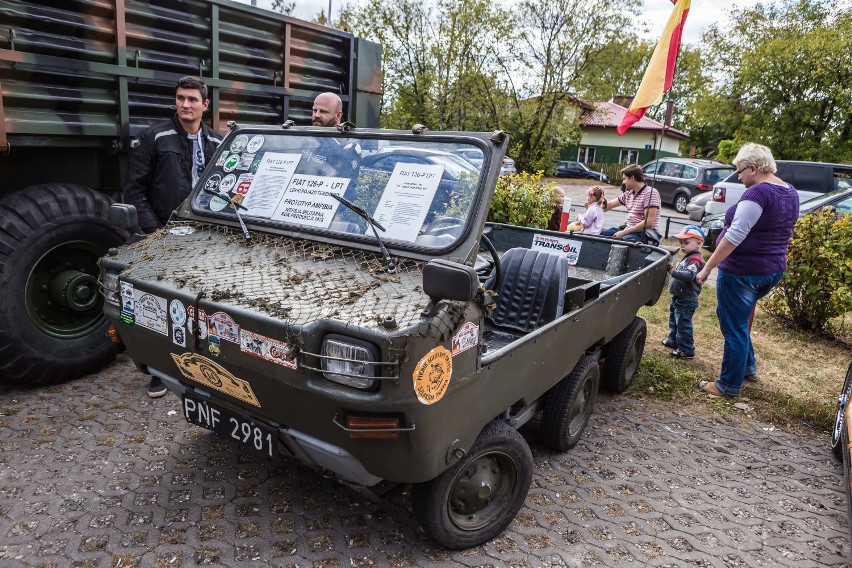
[
  {"left": 601, "top": 317, "right": 647, "bottom": 393},
  {"left": 0, "top": 184, "right": 127, "bottom": 385},
  {"left": 412, "top": 421, "right": 532, "bottom": 550},
  {"left": 540, "top": 354, "right": 600, "bottom": 451}
]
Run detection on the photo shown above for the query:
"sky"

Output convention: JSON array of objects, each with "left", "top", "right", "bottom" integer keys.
[{"left": 234, "top": 0, "right": 765, "bottom": 45}]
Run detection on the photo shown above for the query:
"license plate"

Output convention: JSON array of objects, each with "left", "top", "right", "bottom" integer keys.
[{"left": 182, "top": 394, "right": 276, "bottom": 459}]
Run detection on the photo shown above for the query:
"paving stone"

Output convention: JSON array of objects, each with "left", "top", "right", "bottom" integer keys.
[{"left": 0, "top": 355, "right": 849, "bottom": 566}]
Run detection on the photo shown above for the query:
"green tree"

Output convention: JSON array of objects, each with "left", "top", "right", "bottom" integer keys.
[
  {"left": 271, "top": 0, "right": 294, "bottom": 15},
  {"left": 504, "top": 0, "right": 641, "bottom": 172},
  {"left": 698, "top": 0, "right": 852, "bottom": 162}
]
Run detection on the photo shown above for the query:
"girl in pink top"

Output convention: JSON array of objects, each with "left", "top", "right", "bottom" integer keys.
[{"left": 567, "top": 186, "right": 606, "bottom": 234}]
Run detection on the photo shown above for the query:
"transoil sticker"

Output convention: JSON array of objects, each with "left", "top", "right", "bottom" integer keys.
[
  {"left": 171, "top": 352, "right": 261, "bottom": 407},
  {"left": 531, "top": 233, "right": 582, "bottom": 265},
  {"left": 412, "top": 346, "right": 453, "bottom": 405},
  {"left": 240, "top": 329, "right": 297, "bottom": 369},
  {"left": 451, "top": 322, "right": 479, "bottom": 356},
  {"left": 134, "top": 292, "right": 168, "bottom": 336}
]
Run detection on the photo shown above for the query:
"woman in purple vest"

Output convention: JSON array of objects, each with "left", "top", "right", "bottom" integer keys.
[{"left": 695, "top": 143, "right": 799, "bottom": 397}]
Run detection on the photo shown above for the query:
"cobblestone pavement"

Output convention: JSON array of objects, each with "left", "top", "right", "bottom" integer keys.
[{"left": 1, "top": 355, "right": 849, "bottom": 567}]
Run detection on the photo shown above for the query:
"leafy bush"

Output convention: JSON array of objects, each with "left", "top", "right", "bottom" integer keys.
[
  {"left": 764, "top": 209, "right": 852, "bottom": 334},
  {"left": 487, "top": 172, "right": 555, "bottom": 229}
]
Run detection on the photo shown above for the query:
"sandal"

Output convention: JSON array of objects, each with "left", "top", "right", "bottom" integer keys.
[{"left": 699, "top": 380, "right": 732, "bottom": 398}]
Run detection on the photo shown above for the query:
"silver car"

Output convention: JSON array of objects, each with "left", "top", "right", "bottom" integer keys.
[
  {"left": 500, "top": 157, "right": 517, "bottom": 175},
  {"left": 686, "top": 192, "right": 711, "bottom": 221}
]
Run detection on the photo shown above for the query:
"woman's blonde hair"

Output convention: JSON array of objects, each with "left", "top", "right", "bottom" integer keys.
[{"left": 733, "top": 142, "right": 777, "bottom": 174}]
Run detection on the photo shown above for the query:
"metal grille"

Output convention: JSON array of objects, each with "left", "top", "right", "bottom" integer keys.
[{"left": 117, "top": 221, "right": 442, "bottom": 337}]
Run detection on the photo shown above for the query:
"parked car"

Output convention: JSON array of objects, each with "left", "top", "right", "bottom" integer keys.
[
  {"left": 555, "top": 161, "right": 610, "bottom": 183},
  {"left": 454, "top": 148, "right": 484, "bottom": 169},
  {"left": 500, "top": 156, "right": 517, "bottom": 175},
  {"left": 702, "top": 186, "right": 852, "bottom": 250},
  {"left": 830, "top": 360, "right": 852, "bottom": 542},
  {"left": 686, "top": 192, "right": 712, "bottom": 221},
  {"left": 100, "top": 126, "right": 669, "bottom": 550},
  {"left": 705, "top": 160, "right": 852, "bottom": 217},
  {"left": 642, "top": 158, "right": 734, "bottom": 214}
]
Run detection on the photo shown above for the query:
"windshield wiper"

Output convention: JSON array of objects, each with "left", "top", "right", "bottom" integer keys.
[
  {"left": 203, "top": 187, "right": 251, "bottom": 240},
  {"left": 331, "top": 194, "right": 396, "bottom": 274}
]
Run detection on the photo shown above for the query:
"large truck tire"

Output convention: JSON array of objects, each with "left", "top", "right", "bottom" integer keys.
[{"left": 0, "top": 184, "right": 129, "bottom": 386}]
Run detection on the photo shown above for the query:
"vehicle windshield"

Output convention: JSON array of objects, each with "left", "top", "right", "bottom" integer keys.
[{"left": 190, "top": 131, "right": 488, "bottom": 251}]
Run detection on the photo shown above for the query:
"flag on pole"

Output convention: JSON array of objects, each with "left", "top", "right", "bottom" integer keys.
[{"left": 617, "top": 0, "right": 691, "bottom": 135}]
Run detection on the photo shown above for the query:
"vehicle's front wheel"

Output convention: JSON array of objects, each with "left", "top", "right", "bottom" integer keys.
[
  {"left": 412, "top": 421, "right": 533, "bottom": 550},
  {"left": 601, "top": 317, "right": 647, "bottom": 393},
  {"left": 831, "top": 362, "right": 852, "bottom": 460},
  {"left": 674, "top": 193, "right": 689, "bottom": 213},
  {"left": 540, "top": 354, "right": 599, "bottom": 451},
  {"left": 0, "top": 184, "right": 128, "bottom": 385}
]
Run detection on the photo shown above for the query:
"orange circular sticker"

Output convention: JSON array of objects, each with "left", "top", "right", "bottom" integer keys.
[{"left": 412, "top": 346, "right": 453, "bottom": 405}]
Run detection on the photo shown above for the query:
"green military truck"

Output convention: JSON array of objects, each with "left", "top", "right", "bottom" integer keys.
[{"left": 0, "top": 0, "right": 382, "bottom": 385}]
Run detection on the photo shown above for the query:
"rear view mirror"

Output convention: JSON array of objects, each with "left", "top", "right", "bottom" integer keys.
[{"left": 421, "top": 259, "right": 479, "bottom": 317}]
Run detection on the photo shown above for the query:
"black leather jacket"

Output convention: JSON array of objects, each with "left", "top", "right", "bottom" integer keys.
[{"left": 124, "top": 115, "right": 222, "bottom": 233}]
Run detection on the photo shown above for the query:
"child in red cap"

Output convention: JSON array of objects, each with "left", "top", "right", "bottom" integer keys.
[{"left": 662, "top": 225, "right": 706, "bottom": 359}]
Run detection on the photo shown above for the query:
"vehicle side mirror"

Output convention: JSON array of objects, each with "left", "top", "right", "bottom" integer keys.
[
  {"left": 421, "top": 259, "right": 479, "bottom": 317},
  {"left": 109, "top": 203, "right": 140, "bottom": 234}
]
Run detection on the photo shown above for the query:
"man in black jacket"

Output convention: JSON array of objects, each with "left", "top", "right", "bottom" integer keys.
[
  {"left": 124, "top": 76, "right": 222, "bottom": 235},
  {"left": 124, "top": 76, "right": 222, "bottom": 397}
]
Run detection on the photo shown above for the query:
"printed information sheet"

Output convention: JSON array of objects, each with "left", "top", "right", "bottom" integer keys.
[
  {"left": 371, "top": 163, "right": 443, "bottom": 242},
  {"left": 241, "top": 153, "right": 302, "bottom": 218},
  {"left": 271, "top": 175, "right": 350, "bottom": 228}
]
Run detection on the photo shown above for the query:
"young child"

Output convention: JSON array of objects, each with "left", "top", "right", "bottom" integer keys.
[
  {"left": 547, "top": 187, "right": 565, "bottom": 231},
  {"left": 565, "top": 186, "right": 605, "bottom": 234},
  {"left": 663, "top": 225, "right": 706, "bottom": 359}
]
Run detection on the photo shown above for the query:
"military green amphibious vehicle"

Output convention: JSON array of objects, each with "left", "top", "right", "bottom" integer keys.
[{"left": 101, "top": 124, "right": 669, "bottom": 549}]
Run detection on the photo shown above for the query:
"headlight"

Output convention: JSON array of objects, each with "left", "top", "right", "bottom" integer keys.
[
  {"left": 320, "top": 335, "right": 379, "bottom": 390},
  {"left": 101, "top": 270, "right": 121, "bottom": 306},
  {"left": 706, "top": 218, "right": 725, "bottom": 230}
]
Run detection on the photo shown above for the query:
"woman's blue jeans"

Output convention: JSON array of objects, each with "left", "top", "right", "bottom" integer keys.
[{"left": 714, "top": 269, "right": 783, "bottom": 396}]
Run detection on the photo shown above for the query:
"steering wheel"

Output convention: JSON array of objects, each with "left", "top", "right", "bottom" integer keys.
[
  {"left": 476, "top": 233, "right": 502, "bottom": 290},
  {"left": 422, "top": 216, "right": 466, "bottom": 238}
]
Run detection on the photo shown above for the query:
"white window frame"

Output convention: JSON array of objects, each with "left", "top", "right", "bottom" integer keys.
[
  {"left": 577, "top": 146, "right": 596, "bottom": 163},
  {"left": 619, "top": 149, "right": 638, "bottom": 163}
]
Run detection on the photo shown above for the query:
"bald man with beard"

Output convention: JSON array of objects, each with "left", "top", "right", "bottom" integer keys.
[{"left": 312, "top": 92, "right": 343, "bottom": 126}]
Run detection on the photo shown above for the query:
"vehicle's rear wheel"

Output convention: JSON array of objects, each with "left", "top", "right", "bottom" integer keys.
[
  {"left": 540, "top": 354, "right": 599, "bottom": 451},
  {"left": 601, "top": 317, "right": 647, "bottom": 393},
  {"left": 674, "top": 193, "right": 689, "bottom": 213},
  {"left": 0, "top": 184, "right": 128, "bottom": 385},
  {"left": 412, "top": 420, "right": 533, "bottom": 550},
  {"left": 830, "top": 362, "right": 852, "bottom": 460}
]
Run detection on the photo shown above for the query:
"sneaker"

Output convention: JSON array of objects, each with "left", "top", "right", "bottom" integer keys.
[
  {"left": 670, "top": 349, "right": 694, "bottom": 360},
  {"left": 147, "top": 376, "right": 167, "bottom": 398},
  {"left": 744, "top": 374, "right": 758, "bottom": 382},
  {"left": 661, "top": 339, "right": 677, "bottom": 349}
]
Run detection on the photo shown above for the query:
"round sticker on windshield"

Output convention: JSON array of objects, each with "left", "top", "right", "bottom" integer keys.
[
  {"left": 229, "top": 134, "right": 249, "bottom": 154},
  {"left": 169, "top": 225, "right": 195, "bottom": 236},
  {"left": 223, "top": 154, "right": 240, "bottom": 172},
  {"left": 209, "top": 196, "right": 228, "bottom": 211},
  {"left": 412, "top": 346, "right": 453, "bottom": 405},
  {"left": 219, "top": 174, "right": 237, "bottom": 193},
  {"left": 246, "top": 135, "right": 265, "bottom": 153},
  {"left": 204, "top": 174, "right": 222, "bottom": 191}
]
